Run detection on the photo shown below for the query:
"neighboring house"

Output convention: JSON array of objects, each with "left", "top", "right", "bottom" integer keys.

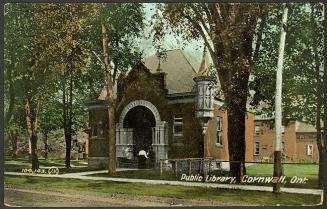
[
  {"left": 253, "top": 116, "right": 321, "bottom": 163},
  {"left": 85, "top": 49, "right": 254, "bottom": 169}
]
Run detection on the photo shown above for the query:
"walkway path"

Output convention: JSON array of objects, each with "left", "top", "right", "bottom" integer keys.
[{"left": 5, "top": 170, "right": 323, "bottom": 196}]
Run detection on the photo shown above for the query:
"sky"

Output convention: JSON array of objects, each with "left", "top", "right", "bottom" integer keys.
[{"left": 135, "top": 3, "right": 204, "bottom": 70}]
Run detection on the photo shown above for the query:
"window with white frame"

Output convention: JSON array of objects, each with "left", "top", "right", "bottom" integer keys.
[
  {"left": 216, "top": 116, "right": 223, "bottom": 145},
  {"left": 254, "top": 142, "right": 260, "bottom": 155},
  {"left": 255, "top": 125, "right": 261, "bottom": 135},
  {"left": 307, "top": 144, "right": 313, "bottom": 155},
  {"left": 173, "top": 116, "right": 183, "bottom": 143}
]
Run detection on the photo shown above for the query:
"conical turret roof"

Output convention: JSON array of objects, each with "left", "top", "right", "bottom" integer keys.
[{"left": 197, "top": 46, "right": 211, "bottom": 77}]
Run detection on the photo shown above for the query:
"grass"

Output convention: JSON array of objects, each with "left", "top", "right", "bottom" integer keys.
[
  {"left": 5, "top": 158, "right": 320, "bottom": 188},
  {"left": 4, "top": 175, "right": 322, "bottom": 206},
  {"left": 246, "top": 164, "right": 319, "bottom": 189},
  {"left": 95, "top": 169, "right": 178, "bottom": 180},
  {"left": 88, "top": 164, "right": 320, "bottom": 189},
  {"left": 246, "top": 164, "right": 318, "bottom": 178},
  {"left": 4, "top": 157, "right": 99, "bottom": 174}
]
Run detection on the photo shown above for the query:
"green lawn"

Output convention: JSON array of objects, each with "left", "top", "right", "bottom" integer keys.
[
  {"left": 246, "top": 164, "right": 318, "bottom": 178},
  {"left": 4, "top": 157, "right": 99, "bottom": 173},
  {"left": 88, "top": 164, "right": 320, "bottom": 189},
  {"left": 5, "top": 158, "right": 320, "bottom": 188},
  {"left": 4, "top": 175, "right": 322, "bottom": 206},
  {"left": 246, "top": 164, "right": 319, "bottom": 189}
]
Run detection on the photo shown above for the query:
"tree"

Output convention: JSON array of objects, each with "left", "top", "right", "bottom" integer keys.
[
  {"left": 5, "top": 3, "right": 145, "bottom": 171},
  {"left": 156, "top": 3, "right": 269, "bottom": 181},
  {"left": 4, "top": 103, "right": 26, "bottom": 159},
  {"left": 4, "top": 3, "right": 51, "bottom": 169},
  {"left": 249, "top": 3, "right": 324, "bottom": 187},
  {"left": 31, "top": 3, "right": 97, "bottom": 168},
  {"left": 39, "top": 94, "right": 62, "bottom": 159},
  {"left": 308, "top": 4, "right": 324, "bottom": 188},
  {"left": 84, "top": 3, "right": 145, "bottom": 175}
]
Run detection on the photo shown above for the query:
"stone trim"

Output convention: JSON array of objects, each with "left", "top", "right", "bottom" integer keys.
[
  {"left": 118, "top": 100, "right": 161, "bottom": 127},
  {"left": 167, "top": 97, "right": 195, "bottom": 104}
]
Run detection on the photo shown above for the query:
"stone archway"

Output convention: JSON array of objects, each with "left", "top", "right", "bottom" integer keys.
[
  {"left": 118, "top": 100, "right": 162, "bottom": 127},
  {"left": 116, "top": 100, "right": 168, "bottom": 167}
]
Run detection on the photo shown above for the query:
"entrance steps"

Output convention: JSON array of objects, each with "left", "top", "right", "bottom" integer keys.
[{"left": 117, "top": 157, "right": 139, "bottom": 168}]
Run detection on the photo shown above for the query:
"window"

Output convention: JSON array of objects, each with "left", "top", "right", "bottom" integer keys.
[
  {"left": 254, "top": 142, "right": 260, "bottom": 155},
  {"left": 216, "top": 116, "right": 223, "bottom": 144},
  {"left": 173, "top": 116, "right": 183, "bottom": 143},
  {"left": 307, "top": 144, "right": 313, "bottom": 156},
  {"left": 255, "top": 125, "right": 261, "bottom": 135},
  {"left": 91, "top": 123, "right": 98, "bottom": 137}
]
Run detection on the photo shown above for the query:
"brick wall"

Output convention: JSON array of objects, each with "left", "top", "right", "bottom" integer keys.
[
  {"left": 204, "top": 106, "right": 254, "bottom": 162},
  {"left": 253, "top": 119, "right": 319, "bottom": 163},
  {"left": 295, "top": 133, "right": 319, "bottom": 162},
  {"left": 88, "top": 108, "right": 109, "bottom": 158},
  {"left": 166, "top": 102, "right": 202, "bottom": 159}
]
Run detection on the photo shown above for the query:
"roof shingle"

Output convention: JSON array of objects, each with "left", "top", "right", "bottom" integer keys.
[{"left": 143, "top": 49, "right": 198, "bottom": 94}]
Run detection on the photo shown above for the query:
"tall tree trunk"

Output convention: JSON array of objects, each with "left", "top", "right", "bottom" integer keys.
[
  {"left": 224, "top": 70, "right": 249, "bottom": 182},
  {"left": 101, "top": 21, "right": 116, "bottom": 175},
  {"left": 204, "top": 5, "right": 260, "bottom": 181},
  {"left": 24, "top": 97, "right": 40, "bottom": 170},
  {"left": 313, "top": 47, "right": 323, "bottom": 189},
  {"left": 311, "top": 4, "right": 324, "bottom": 188},
  {"left": 4, "top": 66, "right": 16, "bottom": 126},
  {"left": 313, "top": 49, "right": 323, "bottom": 189},
  {"left": 63, "top": 77, "right": 69, "bottom": 168},
  {"left": 65, "top": 132, "right": 72, "bottom": 168},
  {"left": 44, "top": 130, "right": 48, "bottom": 159},
  {"left": 316, "top": 93, "right": 323, "bottom": 188},
  {"left": 63, "top": 73, "right": 74, "bottom": 168},
  {"left": 10, "top": 131, "right": 18, "bottom": 159}
]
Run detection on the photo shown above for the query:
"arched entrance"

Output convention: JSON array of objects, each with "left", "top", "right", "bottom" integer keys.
[
  {"left": 116, "top": 100, "right": 168, "bottom": 168},
  {"left": 123, "top": 106, "right": 155, "bottom": 157}
]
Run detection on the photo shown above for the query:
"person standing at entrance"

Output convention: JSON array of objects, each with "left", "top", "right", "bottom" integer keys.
[{"left": 138, "top": 150, "right": 148, "bottom": 169}]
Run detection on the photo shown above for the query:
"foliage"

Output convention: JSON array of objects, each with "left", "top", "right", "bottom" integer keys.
[
  {"left": 154, "top": 3, "right": 269, "bottom": 179},
  {"left": 84, "top": 3, "right": 145, "bottom": 88},
  {"left": 4, "top": 3, "right": 147, "bottom": 168},
  {"left": 249, "top": 3, "right": 324, "bottom": 125}
]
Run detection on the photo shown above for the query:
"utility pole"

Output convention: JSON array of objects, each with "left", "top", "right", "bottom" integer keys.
[{"left": 273, "top": 4, "right": 288, "bottom": 193}]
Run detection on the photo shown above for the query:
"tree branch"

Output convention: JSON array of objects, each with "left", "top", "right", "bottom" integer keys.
[
  {"left": 185, "top": 15, "right": 215, "bottom": 57},
  {"left": 34, "top": 96, "right": 40, "bottom": 132},
  {"left": 92, "top": 50, "right": 105, "bottom": 68},
  {"left": 189, "top": 4, "right": 211, "bottom": 38},
  {"left": 202, "top": 4, "right": 213, "bottom": 27},
  {"left": 253, "top": 11, "right": 268, "bottom": 64},
  {"left": 208, "top": 4, "right": 223, "bottom": 29}
]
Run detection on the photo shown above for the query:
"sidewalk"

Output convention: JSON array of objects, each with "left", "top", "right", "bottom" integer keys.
[{"left": 5, "top": 170, "right": 323, "bottom": 196}]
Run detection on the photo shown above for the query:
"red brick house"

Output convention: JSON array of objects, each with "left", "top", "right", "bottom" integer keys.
[
  {"left": 253, "top": 116, "right": 321, "bottom": 163},
  {"left": 85, "top": 49, "right": 254, "bottom": 169}
]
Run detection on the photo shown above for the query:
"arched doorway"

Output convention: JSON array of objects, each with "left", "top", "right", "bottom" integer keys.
[
  {"left": 116, "top": 100, "right": 168, "bottom": 168},
  {"left": 123, "top": 106, "right": 155, "bottom": 158}
]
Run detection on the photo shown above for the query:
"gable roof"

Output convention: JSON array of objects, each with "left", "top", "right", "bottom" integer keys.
[
  {"left": 143, "top": 49, "right": 198, "bottom": 94},
  {"left": 295, "top": 121, "right": 322, "bottom": 133}
]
